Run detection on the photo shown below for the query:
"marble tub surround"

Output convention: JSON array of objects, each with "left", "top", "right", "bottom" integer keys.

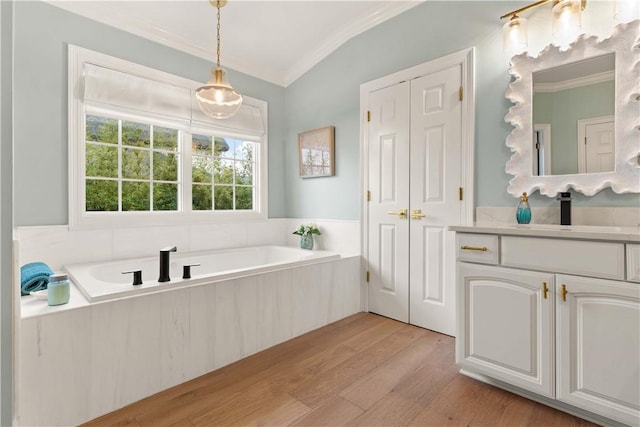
[
  {"left": 16, "top": 256, "right": 361, "bottom": 426},
  {"left": 16, "top": 219, "right": 361, "bottom": 273},
  {"left": 15, "top": 219, "right": 288, "bottom": 271},
  {"left": 20, "top": 279, "right": 89, "bottom": 318},
  {"left": 285, "top": 219, "right": 360, "bottom": 256},
  {"left": 476, "top": 207, "right": 640, "bottom": 227}
]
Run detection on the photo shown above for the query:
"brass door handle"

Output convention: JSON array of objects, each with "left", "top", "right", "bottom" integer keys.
[
  {"left": 411, "top": 209, "right": 425, "bottom": 219},
  {"left": 460, "top": 245, "right": 488, "bottom": 251},
  {"left": 387, "top": 209, "right": 407, "bottom": 219},
  {"left": 561, "top": 284, "right": 568, "bottom": 302},
  {"left": 543, "top": 282, "right": 548, "bottom": 300}
]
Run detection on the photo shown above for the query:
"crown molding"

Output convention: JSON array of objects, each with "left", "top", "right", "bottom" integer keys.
[
  {"left": 44, "top": 1, "right": 423, "bottom": 88},
  {"left": 533, "top": 70, "right": 615, "bottom": 92}
]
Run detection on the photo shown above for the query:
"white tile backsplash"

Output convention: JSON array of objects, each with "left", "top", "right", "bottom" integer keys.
[
  {"left": 476, "top": 207, "right": 640, "bottom": 227},
  {"left": 189, "top": 222, "right": 250, "bottom": 251},
  {"left": 16, "top": 226, "right": 113, "bottom": 270},
  {"left": 112, "top": 225, "right": 191, "bottom": 259},
  {"left": 16, "top": 218, "right": 359, "bottom": 274},
  {"left": 285, "top": 219, "right": 360, "bottom": 255}
]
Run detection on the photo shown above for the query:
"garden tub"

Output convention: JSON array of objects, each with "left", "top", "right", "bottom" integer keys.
[{"left": 65, "top": 245, "right": 340, "bottom": 302}]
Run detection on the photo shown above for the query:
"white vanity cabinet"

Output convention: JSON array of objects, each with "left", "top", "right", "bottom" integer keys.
[
  {"left": 458, "top": 262, "right": 555, "bottom": 397},
  {"left": 453, "top": 226, "right": 640, "bottom": 427},
  {"left": 556, "top": 274, "right": 640, "bottom": 424}
]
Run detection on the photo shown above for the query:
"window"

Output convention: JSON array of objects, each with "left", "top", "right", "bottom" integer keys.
[
  {"left": 85, "top": 115, "right": 180, "bottom": 212},
  {"left": 191, "top": 134, "right": 256, "bottom": 211},
  {"left": 69, "top": 45, "right": 267, "bottom": 228}
]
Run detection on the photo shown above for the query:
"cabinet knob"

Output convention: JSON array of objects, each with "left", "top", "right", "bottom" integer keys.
[
  {"left": 561, "top": 284, "right": 568, "bottom": 302},
  {"left": 543, "top": 282, "right": 548, "bottom": 300}
]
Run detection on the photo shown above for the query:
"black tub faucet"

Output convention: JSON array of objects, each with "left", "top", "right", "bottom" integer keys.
[
  {"left": 557, "top": 192, "right": 572, "bottom": 225},
  {"left": 159, "top": 246, "right": 177, "bottom": 282}
]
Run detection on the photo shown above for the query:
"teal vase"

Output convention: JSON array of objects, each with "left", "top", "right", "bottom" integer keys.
[
  {"left": 516, "top": 192, "right": 532, "bottom": 224},
  {"left": 300, "top": 234, "right": 314, "bottom": 250}
]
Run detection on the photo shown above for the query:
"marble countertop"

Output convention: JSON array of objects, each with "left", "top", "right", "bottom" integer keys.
[
  {"left": 450, "top": 224, "right": 640, "bottom": 243},
  {"left": 20, "top": 281, "right": 91, "bottom": 319}
]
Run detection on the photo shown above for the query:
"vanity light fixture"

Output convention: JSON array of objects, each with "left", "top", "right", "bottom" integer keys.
[
  {"left": 501, "top": 0, "right": 587, "bottom": 56},
  {"left": 195, "top": 0, "right": 243, "bottom": 119}
]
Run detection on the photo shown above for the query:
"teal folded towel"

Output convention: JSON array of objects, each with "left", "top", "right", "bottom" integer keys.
[{"left": 21, "top": 262, "right": 53, "bottom": 296}]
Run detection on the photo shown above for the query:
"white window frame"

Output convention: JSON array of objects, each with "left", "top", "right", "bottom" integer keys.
[{"left": 68, "top": 45, "right": 268, "bottom": 229}]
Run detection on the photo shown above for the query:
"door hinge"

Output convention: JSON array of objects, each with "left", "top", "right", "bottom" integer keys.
[
  {"left": 366, "top": 271, "right": 370, "bottom": 282},
  {"left": 459, "top": 86, "right": 463, "bottom": 101},
  {"left": 459, "top": 187, "right": 463, "bottom": 201},
  {"left": 367, "top": 110, "right": 371, "bottom": 122},
  {"left": 367, "top": 190, "right": 371, "bottom": 202},
  {"left": 535, "top": 142, "right": 541, "bottom": 151}
]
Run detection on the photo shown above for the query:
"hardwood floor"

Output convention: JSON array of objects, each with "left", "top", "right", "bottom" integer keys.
[{"left": 82, "top": 313, "right": 596, "bottom": 427}]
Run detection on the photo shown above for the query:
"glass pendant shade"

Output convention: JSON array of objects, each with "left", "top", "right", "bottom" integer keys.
[
  {"left": 614, "top": 0, "right": 638, "bottom": 23},
  {"left": 503, "top": 16, "right": 528, "bottom": 57},
  {"left": 195, "top": 67, "right": 243, "bottom": 119},
  {"left": 552, "top": 0, "right": 582, "bottom": 49}
]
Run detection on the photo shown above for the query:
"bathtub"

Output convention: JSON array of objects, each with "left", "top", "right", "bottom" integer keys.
[{"left": 65, "top": 245, "right": 340, "bottom": 302}]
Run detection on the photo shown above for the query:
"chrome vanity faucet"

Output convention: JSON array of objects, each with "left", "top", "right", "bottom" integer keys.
[{"left": 158, "top": 246, "right": 177, "bottom": 282}]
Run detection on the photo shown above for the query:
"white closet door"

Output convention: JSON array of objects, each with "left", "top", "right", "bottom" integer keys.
[
  {"left": 408, "top": 64, "right": 462, "bottom": 336},
  {"left": 367, "top": 82, "right": 410, "bottom": 323}
]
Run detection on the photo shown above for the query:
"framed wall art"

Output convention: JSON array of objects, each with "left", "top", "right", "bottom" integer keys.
[{"left": 298, "top": 126, "right": 335, "bottom": 178}]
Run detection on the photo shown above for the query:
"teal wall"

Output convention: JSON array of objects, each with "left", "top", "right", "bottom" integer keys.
[
  {"left": 11, "top": 0, "right": 640, "bottom": 225},
  {"left": 12, "top": 1, "right": 286, "bottom": 225},
  {"left": 534, "top": 80, "right": 615, "bottom": 175},
  {"left": 285, "top": 1, "right": 639, "bottom": 219}
]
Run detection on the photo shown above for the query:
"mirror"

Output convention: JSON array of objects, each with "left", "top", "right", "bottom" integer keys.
[
  {"left": 505, "top": 19, "right": 640, "bottom": 197},
  {"left": 533, "top": 53, "right": 615, "bottom": 175}
]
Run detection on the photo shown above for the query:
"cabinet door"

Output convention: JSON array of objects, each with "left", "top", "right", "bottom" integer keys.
[
  {"left": 457, "top": 263, "right": 555, "bottom": 397},
  {"left": 556, "top": 275, "right": 640, "bottom": 425}
]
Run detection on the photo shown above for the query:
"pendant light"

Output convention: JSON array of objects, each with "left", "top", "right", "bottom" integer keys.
[{"left": 196, "top": 0, "right": 243, "bottom": 120}]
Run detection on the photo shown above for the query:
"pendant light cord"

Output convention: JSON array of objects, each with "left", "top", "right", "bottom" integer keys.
[{"left": 216, "top": 0, "right": 221, "bottom": 67}]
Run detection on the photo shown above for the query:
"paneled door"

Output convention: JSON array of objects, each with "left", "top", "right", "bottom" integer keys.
[
  {"left": 367, "top": 82, "right": 411, "bottom": 323},
  {"left": 408, "top": 67, "right": 462, "bottom": 336},
  {"left": 579, "top": 117, "right": 614, "bottom": 174},
  {"left": 367, "top": 63, "right": 464, "bottom": 335}
]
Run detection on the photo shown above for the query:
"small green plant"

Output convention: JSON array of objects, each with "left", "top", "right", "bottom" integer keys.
[{"left": 292, "top": 224, "right": 321, "bottom": 236}]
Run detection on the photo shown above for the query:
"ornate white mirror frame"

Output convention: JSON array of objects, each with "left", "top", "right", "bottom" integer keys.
[{"left": 505, "top": 19, "right": 640, "bottom": 197}]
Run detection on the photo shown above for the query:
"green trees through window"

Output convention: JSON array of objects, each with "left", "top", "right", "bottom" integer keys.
[
  {"left": 85, "top": 115, "right": 255, "bottom": 213},
  {"left": 191, "top": 134, "right": 255, "bottom": 211}
]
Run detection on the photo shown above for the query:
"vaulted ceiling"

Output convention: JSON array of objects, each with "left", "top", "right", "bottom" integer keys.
[{"left": 47, "top": 1, "right": 423, "bottom": 86}]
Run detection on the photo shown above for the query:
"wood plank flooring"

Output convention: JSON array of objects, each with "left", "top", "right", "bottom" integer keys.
[{"left": 82, "top": 313, "right": 596, "bottom": 427}]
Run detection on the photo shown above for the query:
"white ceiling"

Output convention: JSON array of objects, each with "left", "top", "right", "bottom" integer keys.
[{"left": 47, "top": 1, "right": 423, "bottom": 87}]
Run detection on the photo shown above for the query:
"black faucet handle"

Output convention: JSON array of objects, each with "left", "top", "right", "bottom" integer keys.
[
  {"left": 122, "top": 270, "right": 143, "bottom": 286},
  {"left": 182, "top": 264, "right": 201, "bottom": 279}
]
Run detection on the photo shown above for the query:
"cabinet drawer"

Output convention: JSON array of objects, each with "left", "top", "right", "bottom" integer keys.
[
  {"left": 502, "top": 236, "right": 625, "bottom": 280},
  {"left": 456, "top": 233, "right": 499, "bottom": 265},
  {"left": 628, "top": 244, "right": 640, "bottom": 283}
]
